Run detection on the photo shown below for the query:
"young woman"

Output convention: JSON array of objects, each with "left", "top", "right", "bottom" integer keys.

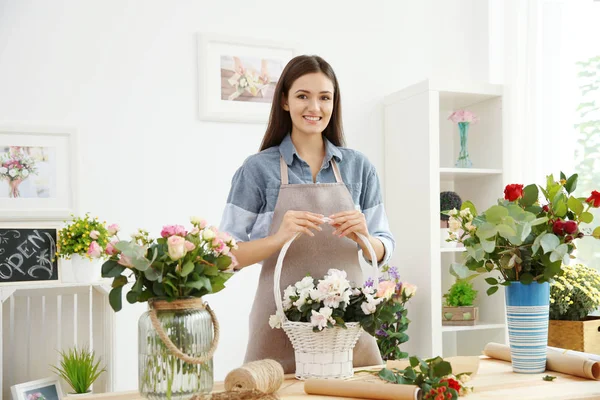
[{"left": 220, "top": 55, "right": 395, "bottom": 373}]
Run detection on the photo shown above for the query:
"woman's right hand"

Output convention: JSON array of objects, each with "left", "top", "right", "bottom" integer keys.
[{"left": 273, "top": 210, "right": 325, "bottom": 246}]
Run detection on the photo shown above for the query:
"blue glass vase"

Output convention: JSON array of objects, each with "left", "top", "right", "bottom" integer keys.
[
  {"left": 455, "top": 122, "right": 473, "bottom": 168},
  {"left": 505, "top": 281, "right": 550, "bottom": 374}
]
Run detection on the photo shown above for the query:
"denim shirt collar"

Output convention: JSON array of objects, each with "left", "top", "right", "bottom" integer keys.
[{"left": 279, "top": 133, "right": 343, "bottom": 167}]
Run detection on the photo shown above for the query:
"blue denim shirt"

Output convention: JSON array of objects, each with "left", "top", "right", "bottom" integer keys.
[{"left": 219, "top": 134, "right": 395, "bottom": 266}]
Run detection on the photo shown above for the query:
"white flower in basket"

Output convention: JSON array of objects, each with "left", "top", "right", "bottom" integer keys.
[{"left": 270, "top": 232, "right": 381, "bottom": 380}]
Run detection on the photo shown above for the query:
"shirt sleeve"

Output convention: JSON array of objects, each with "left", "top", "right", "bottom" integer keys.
[
  {"left": 360, "top": 166, "right": 395, "bottom": 267},
  {"left": 219, "top": 163, "right": 264, "bottom": 243}
]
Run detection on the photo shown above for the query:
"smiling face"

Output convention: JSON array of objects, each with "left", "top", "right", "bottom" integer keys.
[{"left": 282, "top": 72, "right": 335, "bottom": 139}]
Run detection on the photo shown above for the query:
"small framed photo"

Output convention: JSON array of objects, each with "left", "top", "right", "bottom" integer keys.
[
  {"left": 197, "top": 33, "right": 299, "bottom": 123},
  {"left": 0, "top": 124, "right": 77, "bottom": 221},
  {"left": 11, "top": 377, "right": 64, "bottom": 400}
]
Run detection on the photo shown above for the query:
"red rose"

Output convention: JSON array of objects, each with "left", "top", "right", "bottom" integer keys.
[
  {"left": 504, "top": 184, "right": 524, "bottom": 202},
  {"left": 553, "top": 220, "right": 565, "bottom": 236},
  {"left": 441, "top": 378, "right": 461, "bottom": 391},
  {"left": 563, "top": 220, "right": 578, "bottom": 235},
  {"left": 542, "top": 205, "right": 550, "bottom": 212},
  {"left": 586, "top": 191, "right": 600, "bottom": 208}
]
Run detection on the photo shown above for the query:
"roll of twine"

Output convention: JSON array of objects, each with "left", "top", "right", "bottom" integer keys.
[
  {"left": 224, "top": 359, "right": 284, "bottom": 394},
  {"left": 148, "top": 297, "right": 219, "bottom": 365}
]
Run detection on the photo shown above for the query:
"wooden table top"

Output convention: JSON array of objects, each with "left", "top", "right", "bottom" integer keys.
[{"left": 65, "top": 357, "right": 600, "bottom": 400}]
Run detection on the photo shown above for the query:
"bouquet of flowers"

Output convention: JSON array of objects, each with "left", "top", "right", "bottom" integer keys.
[
  {"left": 378, "top": 356, "right": 473, "bottom": 399},
  {"left": 448, "top": 110, "right": 479, "bottom": 124},
  {"left": 269, "top": 267, "right": 416, "bottom": 348},
  {"left": 0, "top": 146, "right": 38, "bottom": 197},
  {"left": 56, "top": 213, "right": 117, "bottom": 260},
  {"left": 101, "top": 217, "right": 238, "bottom": 312},
  {"left": 447, "top": 173, "right": 600, "bottom": 294},
  {"left": 373, "top": 265, "right": 417, "bottom": 360},
  {"left": 550, "top": 263, "right": 600, "bottom": 321}
]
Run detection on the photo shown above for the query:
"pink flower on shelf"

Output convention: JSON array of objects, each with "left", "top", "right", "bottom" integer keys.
[
  {"left": 161, "top": 224, "right": 187, "bottom": 238},
  {"left": 87, "top": 241, "right": 103, "bottom": 258},
  {"left": 105, "top": 240, "right": 119, "bottom": 256},
  {"left": 448, "top": 109, "right": 479, "bottom": 124}
]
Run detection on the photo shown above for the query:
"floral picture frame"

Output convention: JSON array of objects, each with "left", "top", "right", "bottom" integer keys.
[
  {"left": 197, "top": 33, "right": 299, "bottom": 123},
  {"left": 11, "top": 376, "right": 64, "bottom": 400},
  {"left": 0, "top": 124, "right": 77, "bottom": 221}
]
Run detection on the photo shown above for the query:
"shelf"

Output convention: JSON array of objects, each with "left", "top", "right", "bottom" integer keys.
[
  {"left": 441, "top": 247, "right": 466, "bottom": 253},
  {"left": 442, "top": 323, "right": 506, "bottom": 333},
  {"left": 439, "top": 168, "right": 503, "bottom": 180}
]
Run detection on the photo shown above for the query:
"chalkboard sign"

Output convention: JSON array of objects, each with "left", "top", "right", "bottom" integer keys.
[{"left": 0, "top": 228, "right": 59, "bottom": 284}]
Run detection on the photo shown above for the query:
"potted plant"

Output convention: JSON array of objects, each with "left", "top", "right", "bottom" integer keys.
[
  {"left": 101, "top": 217, "right": 238, "bottom": 399},
  {"left": 51, "top": 347, "right": 105, "bottom": 396},
  {"left": 447, "top": 173, "right": 600, "bottom": 373},
  {"left": 442, "top": 279, "right": 479, "bottom": 326},
  {"left": 440, "top": 191, "right": 462, "bottom": 248},
  {"left": 548, "top": 263, "right": 600, "bottom": 355},
  {"left": 56, "top": 213, "right": 118, "bottom": 283}
]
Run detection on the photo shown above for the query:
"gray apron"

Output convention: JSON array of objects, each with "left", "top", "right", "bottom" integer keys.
[{"left": 244, "top": 156, "right": 383, "bottom": 373}]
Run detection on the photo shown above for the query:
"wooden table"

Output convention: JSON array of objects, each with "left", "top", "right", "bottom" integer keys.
[{"left": 65, "top": 357, "right": 600, "bottom": 400}]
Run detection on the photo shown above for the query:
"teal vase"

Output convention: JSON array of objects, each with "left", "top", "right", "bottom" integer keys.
[{"left": 455, "top": 122, "right": 473, "bottom": 168}]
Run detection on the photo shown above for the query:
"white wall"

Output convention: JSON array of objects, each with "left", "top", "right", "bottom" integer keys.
[{"left": 0, "top": 0, "right": 490, "bottom": 390}]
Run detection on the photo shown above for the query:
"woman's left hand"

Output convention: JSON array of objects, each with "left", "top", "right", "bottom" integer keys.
[{"left": 328, "top": 210, "right": 368, "bottom": 243}]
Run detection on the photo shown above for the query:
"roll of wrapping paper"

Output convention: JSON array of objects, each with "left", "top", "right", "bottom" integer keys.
[
  {"left": 483, "top": 342, "right": 600, "bottom": 380},
  {"left": 304, "top": 379, "right": 421, "bottom": 400}
]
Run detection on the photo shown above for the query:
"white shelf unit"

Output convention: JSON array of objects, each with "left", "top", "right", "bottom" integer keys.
[
  {"left": 0, "top": 282, "right": 115, "bottom": 399},
  {"left": 384, "top": 79, "right": 508, "bottom": 359}
]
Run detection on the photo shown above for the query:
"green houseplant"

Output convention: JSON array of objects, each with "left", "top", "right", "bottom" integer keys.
[
  {"left": 442, "top": 279, "right": 479, "bottom": 326},
  {"left": 51, "top": 347, "right": 105, "bottom": 395}
]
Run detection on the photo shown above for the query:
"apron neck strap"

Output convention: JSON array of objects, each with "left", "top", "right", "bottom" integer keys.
[{"left": 279, "top": 156, "right": 344, "bottom": 184}]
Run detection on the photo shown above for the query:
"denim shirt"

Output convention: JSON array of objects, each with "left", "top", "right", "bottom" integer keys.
[{"left": 219, "top": 134, "right": 395, "bottom": 266}]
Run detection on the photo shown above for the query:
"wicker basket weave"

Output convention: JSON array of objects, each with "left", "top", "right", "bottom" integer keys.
[{"left": 273, "top": 232, "right": 379, "bottom": 380}]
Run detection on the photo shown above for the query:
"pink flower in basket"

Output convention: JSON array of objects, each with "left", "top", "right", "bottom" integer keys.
[{"left": 448, "top": 110, "right": 478, "bottom": 124}]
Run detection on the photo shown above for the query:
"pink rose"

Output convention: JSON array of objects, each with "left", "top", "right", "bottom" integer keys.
[
  {"left": 402, "top": 283, "right": 417, "bottom": 298},
  {"left": 87, "top": 241, "right": 102, "bottom": 258},
  {"left": 105, "top": 240, "right": 119, "bottom": 256},
  {"left": 89, "top": 230, "right": 100, "bottom": 240},
  {"left": 118, "top": 254, "right": 134, "bottom": 268},
  {"left": 161, "top": 224, "right": 187, "bottom": 238},
  {"left": 376, "top": 280, "right": 396, "bottom": 300},
  {"left": 184, "top": 240, "right": 196, "bottom": 252},
  {"left": 107, "top": 223, "right": 120, "bottom": 235},
  {"left": 167, "top": 235, "right": 187, "bottom": 260},
  {"left": 190, "top": 227, "right": 200, "bottom": 235}
]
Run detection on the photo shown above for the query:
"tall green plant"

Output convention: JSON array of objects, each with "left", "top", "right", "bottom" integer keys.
[{"left": 51, "top": 347, "right": 105, "bottom": 394}]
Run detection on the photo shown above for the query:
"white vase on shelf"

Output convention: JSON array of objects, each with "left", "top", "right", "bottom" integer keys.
[{"left": 71, "top": 254, "right": 101, "bottom": 283}]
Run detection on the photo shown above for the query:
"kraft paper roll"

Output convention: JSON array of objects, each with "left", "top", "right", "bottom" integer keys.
[
  {"left": 224, "top": 359, "right": 284, "bottom": 394},
  {"left": 386, "top": 356, "right": 480, "bottom": 377},
  {"left": 483, "top": 342, "right": 600, "bottom": 380},
  {"left": 304, "top": 379, "right": 421, "bottom": 400}
]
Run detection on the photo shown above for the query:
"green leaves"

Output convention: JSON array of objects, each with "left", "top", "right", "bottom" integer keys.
[
  {"left": 593, "top": 227, "right": 600, "bottom": 239},
  {"left": 521, "top": 184, "right": 539, "bottom": 207},
  {"left": 487, "top": 286, "right": 499, "bottom": 296},
  {"left": 101, "top": 260, "right": 125, "bottom": 278},
  {"left": 109, "top": 286, "right": 123, "bottom": 312},
  {"left": 50, "top": 347, "right": 106, "bottom": 394},
  {"left": 461, "top": 200, "right": 477, "bottom": 217},
  {"left": 181, "top": 261, "right": 195, "bottom": 277},
  {"left": 568, "top": 196, "right": 584, "bottom": 216},
  {"left": 564, "top": 174, "right": 578, "bottom": 194},
  {"left": 541, "top": 233, "right": 560, "bottom": 253},
  {"left": 485, "top": 205, "right": 509, "bottom": 224},
  {"left": 580, "top": 212, "right": 594, "bottom": 224}
]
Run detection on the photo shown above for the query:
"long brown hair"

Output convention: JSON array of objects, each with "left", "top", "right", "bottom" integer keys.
[{"left": 259, "top": 55, "right": 345, "bottom": 151}]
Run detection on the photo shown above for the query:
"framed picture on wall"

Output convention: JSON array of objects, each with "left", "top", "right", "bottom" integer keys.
[
  {"left": 11, "top": 377, "right": 64, "bottom": 400},
  {"left": 0, "top": 125, "right": 77, "bottom": 221},
  {"left": 197, "top": 33, "right": 299, "bottom": 123}
]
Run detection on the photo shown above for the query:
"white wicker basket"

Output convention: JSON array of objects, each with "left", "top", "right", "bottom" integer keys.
[{"left": 273, "top": 232, "right": 379, "bottom": 380}]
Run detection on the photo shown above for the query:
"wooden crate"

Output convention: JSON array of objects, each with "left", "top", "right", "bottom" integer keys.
[
  {"left": 442, "top": 306, "right": 478, "bottom": 326},
  {"left": 548, "top": 316, "right": 600, "bottom": 355}
]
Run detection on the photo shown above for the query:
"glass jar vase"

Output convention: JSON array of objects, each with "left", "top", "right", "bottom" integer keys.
[{"left": 138, "top": 297, "right": 217, "bottom": 400}]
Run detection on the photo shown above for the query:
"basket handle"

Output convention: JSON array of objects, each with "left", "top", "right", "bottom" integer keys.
[{"left": 273, "top": 231, "right": 379, "bottom": 319}]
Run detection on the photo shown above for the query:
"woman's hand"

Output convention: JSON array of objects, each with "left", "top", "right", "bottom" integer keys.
[
  {"left": 328, "top": 210, "right": 368, "bottom": 243},
  {"left": 273, "top": 210, "right": 325, "bottom": 246}
]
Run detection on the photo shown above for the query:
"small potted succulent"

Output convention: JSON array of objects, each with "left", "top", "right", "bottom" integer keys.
[
  {"left": 440, "top": 191, "right": 462, "bottom": 247},
  {"left": 442, "top": 279, "right": 479, "bottom": 326},
  {"left": 51, "top": 346, "right": 105, "bottom": 396}
]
